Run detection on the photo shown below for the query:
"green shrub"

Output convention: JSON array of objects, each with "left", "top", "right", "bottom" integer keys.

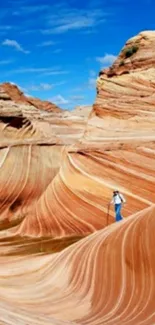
[
  {"left": 119, "top": 60, "right": 125, "bottom": 66},
  {"left": 124, "top": 45, "right": 139, "bottom": 58},
  {"left": 132, "top": 45, "right": 139, "bottom": 53}
]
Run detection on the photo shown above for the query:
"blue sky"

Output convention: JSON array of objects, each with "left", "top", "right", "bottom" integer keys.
[{"left": 0, "top": 0, "right": 154, "bottom": 109}]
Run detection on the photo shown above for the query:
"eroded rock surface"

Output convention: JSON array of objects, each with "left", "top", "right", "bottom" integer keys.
[
  {"left": 85, "top": 31, "right": 155, "bottom": 142},
  {"left": 0, "top": 82, "right": 61, "bottom": 112},
  {"left": 0, "top": 31, "right": 155, "bottom": 324},
  {"left": 0, "top": 206, "right": 155, "bottom": 324},
  {"left": 0, "top": 83, "right": 89, "bottom": 145}
]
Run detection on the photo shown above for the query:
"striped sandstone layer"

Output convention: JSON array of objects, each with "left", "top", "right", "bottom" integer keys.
[
  {"left": 0, "top": 31, "right": 154, "bottom": 324},
  {"left": 0, "top": 206, "right": 154, "bottom": 324},
  {"left": 0, "top": 32, "right": 155, "bottom": 244},
  {"left": 0, "top": 90, "right": 88, "bottom": 146},
  {"left": 85, "top": 31, "right": 155, "bottom": 142},
  {"left": 0, "top": 82, "right": 61, "bottom": 113}
]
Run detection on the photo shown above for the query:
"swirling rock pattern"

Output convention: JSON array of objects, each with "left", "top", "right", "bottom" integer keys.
[
  {"left": 0, "top": 206, "right": 155, "bottom": 324},
  {"left": 0, "top": 31, "right": 155, "bottom": 324},
  {"left": 0, "top": 90, "right": 88, "bottom": 145}
]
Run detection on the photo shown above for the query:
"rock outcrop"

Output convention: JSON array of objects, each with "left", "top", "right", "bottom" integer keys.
[
  {"left": 0, "top": 84, "right": 93, "bottom": 242},
  {"left": 0, "top": 84, "right": 89, "bottom": 145},
  {"left": 0, "top": 82, "right": 61, "bottom": 112},
  {"left": 85, "top": 31, "right": 155, "bottom": 142},
  {"left": 0, "top": 31, "right": 155, "bottom": 325}
]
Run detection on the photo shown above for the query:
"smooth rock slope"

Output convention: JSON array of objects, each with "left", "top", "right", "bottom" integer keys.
[{"left": 0, "top": 206, "right": 155, "bottom": 324}]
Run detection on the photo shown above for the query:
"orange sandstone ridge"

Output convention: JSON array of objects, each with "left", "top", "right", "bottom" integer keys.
[
  {"left": 0, "top": 82, "right": 61, "bottom": 112},
  {"left": 0, "top": 83, "right": 89, "bottom": 146},
  {"left": 0, "top": 31, "right": 155, "bottom": 324}
]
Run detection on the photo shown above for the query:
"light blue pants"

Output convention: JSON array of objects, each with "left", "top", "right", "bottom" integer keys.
[{"left": 115, "top": 204, "right": 123, "bottom": 222}]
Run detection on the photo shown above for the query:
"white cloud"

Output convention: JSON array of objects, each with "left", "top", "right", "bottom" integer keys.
[
  {"left": 40, "top": 83, "right": 53, "bottom": 90},
  {"left": 50, "top": 95, "right": 70, "bottom": 105},
  {"left": 29, "top": 84, "right": 53, "bottom": 91},
  {"left": 48, "top": 93, "right": 85, "bottom": 107},
  {"left": 51, "top": 18, "right": 96, "bottom": 33},
  {"left": 37, "top": 41, "right": 55, "bottom": 47},
  {"left": 42, "top": 8, "right": 105, "bottom": 34},
  {"left": 28, "top": 81, "right": 66, "bottom": 91},
  {"left": 14, "top": 68, "right": 59, "bottom": 73},
  {"left": 43, "top": 70, "right": 69, "bottom": 76},
  {"left": 96, "top": 54, "right": 117, "bottom": 66},
  {"left": 5, "top": 67, "right": 68, "bottom": 76},
  {"left": 2, "top": 39, "right": 30, "bottom": 54}
]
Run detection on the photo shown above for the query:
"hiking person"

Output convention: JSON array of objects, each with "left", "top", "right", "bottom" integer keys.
[{"left": 110, "top": 190, "right": 126, "bottom": 222}]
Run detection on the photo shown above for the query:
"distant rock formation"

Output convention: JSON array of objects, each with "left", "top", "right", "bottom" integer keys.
[
  {"left": 0, "top": 83, "right": 89, "bottom": 145},
  {"left": 72, "top": 105, "right": 92, "bottom": 118},
  {"left": 0, "top": 82, "right": 61, "bottom": 112}
]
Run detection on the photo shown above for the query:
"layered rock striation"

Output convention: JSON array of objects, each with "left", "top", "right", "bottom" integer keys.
[
  {"left": 0, "top": 82, "right": 61, "bottom": 112},
  {"left": 0, "top": 83, "right": 89, "bottom": 146},
  {"left": 0, "top": 205, "right": 155, "bottom": 324},
  {"left": 0, "top": 84, "right": 93, "bottom": 249},
  {"left": 85, "top": 31, "right": 155, "bottom": 142},
  {"left": 0, "top": 31, "right": 155, "bottom": 324}
]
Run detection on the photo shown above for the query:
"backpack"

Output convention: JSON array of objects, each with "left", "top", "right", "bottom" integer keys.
[{"left": 118, "top": 194, "right": 123, "bottom": 203}]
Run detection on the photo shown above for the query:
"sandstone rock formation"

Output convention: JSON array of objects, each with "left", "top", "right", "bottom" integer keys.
[
  {"left": 71, "top": 105, "right": 92, "bottom": 118},
  {"left": 0, "top": 30, "right": 155, "bottom": 324},
  {"left": 0, "top": 206, "right": 154, "bottom": 324},
  {"left": 0, "top": 84, "right": 88, "bottom": 146},
  {"left": 1, "top": 82, "right": 61, "bottom": 112},
  {"left": 0, "top": 84, "right": 93, "bottom": 245},
  {"left": 85, "top": 31, "right": 155, "bottom": 142}
]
